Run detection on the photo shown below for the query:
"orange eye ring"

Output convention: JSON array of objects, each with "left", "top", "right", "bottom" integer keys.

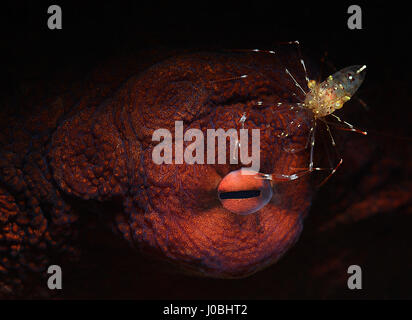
[{"left": 218, "top": 168, "right": 273, "bottom": 215}]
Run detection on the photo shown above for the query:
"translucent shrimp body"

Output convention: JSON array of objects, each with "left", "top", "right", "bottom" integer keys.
[{"left": 304, "top": 65, "right": 367, "bottom": 118}]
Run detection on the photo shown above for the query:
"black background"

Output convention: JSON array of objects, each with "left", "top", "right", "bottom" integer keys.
[
  {"left": 1, "top": 1, "right": 410, "bottom": 91},
  {"left": 1, "top": 0, "right": 411, "bottom": 299}
]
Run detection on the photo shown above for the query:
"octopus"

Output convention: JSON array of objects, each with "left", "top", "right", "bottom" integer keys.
[{"left": 0, "top": 48, "right": 411, "bottom": 299}]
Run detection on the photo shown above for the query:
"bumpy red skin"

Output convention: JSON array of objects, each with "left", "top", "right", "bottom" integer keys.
[{"left": 0, "top": 50, "right": 315, "bottom": 297}]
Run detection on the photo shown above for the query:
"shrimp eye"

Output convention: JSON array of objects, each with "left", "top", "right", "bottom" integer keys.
[{"left": 218, "top": 168, "right": 273, "bottom": 215}]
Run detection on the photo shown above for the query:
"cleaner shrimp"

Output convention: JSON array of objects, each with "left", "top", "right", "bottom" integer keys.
[{"left": 244, "top": 41, "right": 368, "bottom": 186}]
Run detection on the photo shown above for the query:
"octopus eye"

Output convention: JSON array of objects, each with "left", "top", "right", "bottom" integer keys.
[{"left": 218, "top": 168, "right": 273, "bottom": 215}]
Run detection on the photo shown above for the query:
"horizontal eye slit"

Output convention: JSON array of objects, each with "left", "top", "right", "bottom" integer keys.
[{"left": 219, "top": 190, "right": 261, "bottom": 199}]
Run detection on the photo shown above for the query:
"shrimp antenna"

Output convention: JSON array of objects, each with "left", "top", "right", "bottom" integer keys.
[{"left": 209, "top": 74, "right": 248, "bottom": 83}]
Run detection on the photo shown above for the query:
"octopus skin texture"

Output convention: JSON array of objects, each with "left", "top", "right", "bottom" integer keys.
[{"left": 0, "top": 48, "right": 319, "bottom": 297}]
